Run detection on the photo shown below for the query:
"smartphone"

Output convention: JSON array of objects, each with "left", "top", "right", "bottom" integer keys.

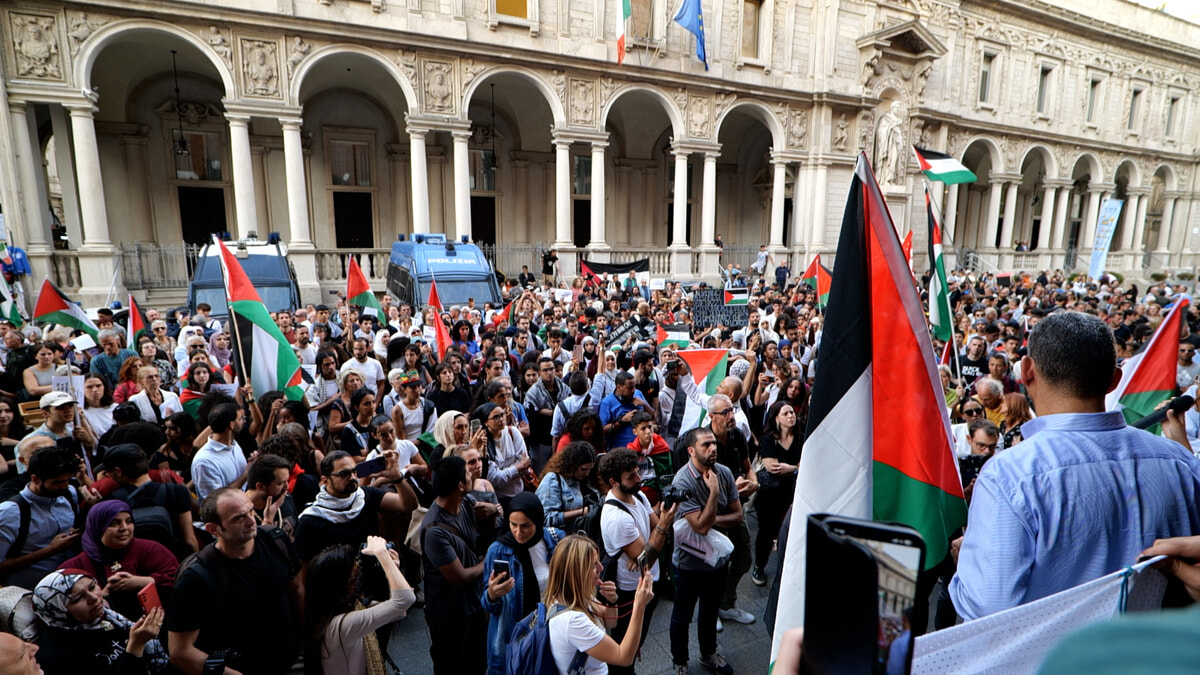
[
  {"left": 470, "top": 418, "right": 482, "bottom": 437},
  {"left": 493, "top": 560, "right": 511, "bottom": 577},
  {"left": 55, "top": 436, "right": 84, "bottom": 460},
  {"left": 137, "top": 583, "right": 162, "bottom": 613},
  {"left": 355, "top": 456, "right": 388, "bottom": 479},
  {"left": 801, "top": 514, "right": 926, "bottom": 675},
  {"left": 573, "top": 344, "right": 584, "bottom": 361}
]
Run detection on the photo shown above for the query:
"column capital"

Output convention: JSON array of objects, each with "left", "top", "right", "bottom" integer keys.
[
  {"left": 590, "top": 140, "right": 608, "bottom": 152},
  {"left": 450, "top": 129, "right": 473, "bottom": 142},
  {"left": 1164, "top": 190, "right": 1186, "bottom": 200},
  {"left": 278, "top": 117, "right": 304, "bottom": 130},
  {"left": 1125, "top": 187, "right": 1151, "bottom": 197},
  {"left": 64, "top": 101, "right": 98, "bottom": 118},
  {"left": 769, "top": 149, "right": 803, "bottom": 164},
  {"left": 991, "top": 172, "right": 1022, "bottom": 184},
  {"left": 225, "top": 113, "right": 252, "bottom": 126},
  {"left": 672, "top": 140, "right": 719, "bottom": 157},
  {"left": 1043, "top": 178, "right": 1074, "bottom": 189},
  {"left": 551, "top": 127, "right": 607, "bottom": 145},
  {"left": 1090, "top": 181, "right": 1116, "bottom": 194}
]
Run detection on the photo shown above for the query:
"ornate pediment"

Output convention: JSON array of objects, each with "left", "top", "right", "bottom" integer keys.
[{"left": 856, "top": 19, "right": 947, "bottom": 60}]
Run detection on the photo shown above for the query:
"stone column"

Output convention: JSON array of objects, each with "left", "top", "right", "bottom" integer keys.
[
  {"left": 1131, "top": 191, "right": 1150, "bottom": 253},
  {"left": 9, "top": 102, "right": 53, "bottom": 283},
  {"left": 408, "top": 123, "right": 431, "bottom": 234},
  {"left": 553, "top": 137, "right": 572, "bottom": 248},
  {"left": 452, "top": 130, "right": 472, "bottom": 242},
  {"left": 671, "top": 148, "right": 689, "bottom": 249},
  {"left": 1036, "top": 184, "right": 1056, "bottom": 251},
  {"left": 1081, "top": 187, "right": 1105, "bottom": 250},
  {"left": 615, "top": 163, "right": 632, "bottom": 246},
  {"left": 386, "top": 143, "right": 410, "bottom": 236},
  {"left": 49, "top": 106, "right": 83, "bottom": 250},
  {"left": 66, "top": 102, "right": 120, "bottom": 302},
  {"left": 1052, "top": 186, "right": 1072, "bottom": 249},
  {"left": 1155, "top": 195, "right": 1177, "bottom": 257},
  {"left": 769, "top": 156, "right": 787, "bottom": 249},
  {"left": 944, "top": 184, "right": 960, "bottom": 240},
  {"left": 590, "top": 140, "right": 608, "bottom": 249},
  {"left": 983, "top": 181, "right": 1003, "bottom": 249},
  {"left": 225, "top": 114, "right": 256, "bottom": 240},
  {"left": 512, "top": 159, "right": 529, "bottom": 243},
  {"left": 998, "top": 177, "right": 1020, "bottom": 249},
  {"left": 1119, "top": 193, "right": 1140, "bottom": 251},
  {"left": 115, "top": 128, "right": 155, "bottom": 244},
  {"left": 280, "top": 117, "right": 319, "bottom": 302},
  {"left": 701, "top": 151, "right": 718, "bottom": 248}
]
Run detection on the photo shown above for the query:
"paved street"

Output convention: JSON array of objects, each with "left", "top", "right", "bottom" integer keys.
[{"left": 388, "top": 508, "right": 776, "bottom": 674}]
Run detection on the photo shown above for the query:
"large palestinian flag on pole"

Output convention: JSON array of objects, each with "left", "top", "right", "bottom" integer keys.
[
  {"left": 347, "top": 257, "right": 382, "bottom": 318},
  {"left": 926, "top": 187, "right": 953, "bottom": 343},
  {"left": 33, "top": 278, "right": 98, "bottom": 338},
  {"left": 913, "top": 146, "right": 977, "bottom": 184},
  {"left": 769, "top": 154, "right": 968, "bottom": 669},
  {"left": 677, "top": 348, "right": 728, "bottom": 428},
  {"left": 214, "top": 236, "right": 305, "bottom": 401},
  {"left": 126, "top": 295, "right": 150, "bottom": 351},
  {"left": 1106, "top": 297, "right": 1188, "bottom": 429}
]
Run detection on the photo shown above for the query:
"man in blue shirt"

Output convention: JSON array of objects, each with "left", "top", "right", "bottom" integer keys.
[
  {"left": 599, "top": 372, "right": 650, "bottom": 450},
  {"left": 89, "top": 329, "right": 137, "bottom": 386},
  {"left": 950, "top": 311, "right": 1200, "bottom": 620}
]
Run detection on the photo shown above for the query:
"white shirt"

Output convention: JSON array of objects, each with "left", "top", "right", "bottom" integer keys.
[
  {"left": 341, "top": 357, "right": 386, "bottom": 393},
  {"left": 601, "top": 493, "right": 659, "bottom": 591},
  {"left": 394, "top": 399, "right": 435, "bottom": 440},
  {"left": 192, "top": 437, "right": 246, "bottom": 500},
  {"left": 129, "top": 389, "right": 182, "bottom": 425},
  {"left": 548, "top": 610, "right": 607, "bottom": 675}
]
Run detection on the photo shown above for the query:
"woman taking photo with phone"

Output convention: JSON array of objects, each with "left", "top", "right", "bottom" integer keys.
[
  {"left": 480, "top": 493, "right": 564, "bottom": 674},
  {"left": 543, "top": 534, "right": 655, "bottom": 675},
  {"left": 474, "top": 402, "right": 531, "bottom": 512}
]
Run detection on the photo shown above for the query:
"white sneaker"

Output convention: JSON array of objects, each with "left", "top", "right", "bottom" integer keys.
[
  {"left": 718, "top": 607, "right": 755, "bottom": 625},
  {"left": 716, "top": 616, "right": 723, "bottom": 632}
]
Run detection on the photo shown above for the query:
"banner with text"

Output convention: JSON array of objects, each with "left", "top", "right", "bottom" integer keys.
[{"left": 1087, "top": 198, "right": 1124, "bottom": 280}]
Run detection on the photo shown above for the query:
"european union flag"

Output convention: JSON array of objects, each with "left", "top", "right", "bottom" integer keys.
[{"left": 672, "top": 0, "right": 707, "bottom": 69}]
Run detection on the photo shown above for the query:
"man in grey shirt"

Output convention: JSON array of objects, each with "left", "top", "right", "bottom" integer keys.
[{"left": 669, "top": 427, "right": 741, "bottom": 675}]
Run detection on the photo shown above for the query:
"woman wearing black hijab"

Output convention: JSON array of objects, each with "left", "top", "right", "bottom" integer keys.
[{"left": 479, "top": 493, "right": 564, "bottom": 675}]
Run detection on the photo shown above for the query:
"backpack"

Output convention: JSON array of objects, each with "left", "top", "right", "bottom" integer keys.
[
  {"left": 505, "top": 603, "right": 588, "bottom": 675},
  {"left": 174, "top": 526, "right": 298, "bottom": 613},
  {"left": 110, "top": 483, "right": 176, "bottom": 551},
  {"left": 5, "top": 491, "right": 79, "bottom": 560},
  {"left": 592, "top": 498, "right": 636, "bottom": 583}
]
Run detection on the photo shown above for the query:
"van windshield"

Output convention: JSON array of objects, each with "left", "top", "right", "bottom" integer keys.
[
  {"left": 418, "top": 279, "right": 498, "bottom": 306},
  {"left": 194, "top": 286, "right": 296, "bottom": 317}
]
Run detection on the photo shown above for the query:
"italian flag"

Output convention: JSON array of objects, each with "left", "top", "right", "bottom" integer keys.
[
  {"left": 0, "top": 279, "right": 22, "bottom": 328},
  {"left": 799, "top": 254, "right": 832, "bottom": 306},
  {"left": 616, "top": 0, "right": 631, "bottom": 64},
  {"left": 1106, "top": 297, "right": 1188, "bottom": 429},
  {"left": 770, "top": 154, "right": 967, "bottom": 669},
  {"left": 926, "top": 187, "right": 953, "bottom": 342},
  {"left": 677, "top": 348, "right": 727, "bottom": 427},
  {"left": 913, "top": 146, "right": 977, "bottom": 185},
  {"left": 656, "top": 323, "right": 690, "bottom": 349},
  {"left": 33, "top": 278, "right": 98, "bottom": 338},
  {"left": 126, "top": 295, "right": 150, "bottom": 351},
  {"left": 0, "top": 242, "right": 13, "bottom": 266},
  {"left": 347, "top": 257, "right": 382, "bottom": 317},
  {"left": 214, "top": 236, "right": 306, "bottom": 401}
]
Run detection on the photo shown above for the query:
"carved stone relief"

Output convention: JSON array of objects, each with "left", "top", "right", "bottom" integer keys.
[
  {"left": 832, "top": 113, "right": 849, "bottom": 151},
  {"left": 11, "top": 13, "right": 62, "bottom": 79},
  {"left": 395, "top": 50, "right": 417, "bottom": 83},
  {"left": 286, "top": 36, "right": 311, "bottom": 78},
  {"left": 462, "top": 59, "right": 486, "bottom": 90},
  {"left": 241, "top": 39, "right": 280, "bottom": 97},
  {"left": 423, "top": 60, "right": 456, "bottom": 114},
  {"left": 858, "top": 111, "right": 875, "bottom": 153},
  {"left": 66, "top": 12, "right": 108, "bottom": 57},
  {"left": 875, "top": 101, "right": 907, "bottom": 185},
  {"left": 786, "top": 108, "right": 808, "bottom": 148},
  {"left": 570, "top": 78, "right": 595, "bottom": 126},
  {"left": 598, "top": 77, "right": 616, "bottom": 108},
  {"left": 205, "top": 26, "right": 233, "bottom": 70},
  {"left": 550, "top": 71, "right": 566, "bottom": 106},
  {"left": 713, "top": 93, "right": 735, "bottom": 120},
  {"left": 688, "top": 96, "right": 710, "bottom": 138},
  {"left": 671, "top": 88, "right": 688, "bottom": 118}
]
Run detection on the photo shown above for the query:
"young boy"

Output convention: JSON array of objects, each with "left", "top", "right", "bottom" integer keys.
[{"left": 626, "top": 411, "right": 672, "bottom": 504}]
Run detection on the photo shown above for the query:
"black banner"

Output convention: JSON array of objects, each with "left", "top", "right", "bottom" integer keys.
[{"left": 580, "top": 258, "right": 650, "bottom": 284}]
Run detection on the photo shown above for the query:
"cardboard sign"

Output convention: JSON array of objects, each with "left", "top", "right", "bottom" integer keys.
[
  {"left": 606, "top": 318, "right": 650, "bottom": 349},
  {"left": 692, "top": 288, "right": 750, "bottom": 330}
]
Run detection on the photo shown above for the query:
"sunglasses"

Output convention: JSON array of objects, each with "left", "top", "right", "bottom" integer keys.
[
  {"left": 963, "top": 408, "right": 983, "bottom": 416},
  {"left": 330, "top": 469, "right": 356, "bottom": 479}
]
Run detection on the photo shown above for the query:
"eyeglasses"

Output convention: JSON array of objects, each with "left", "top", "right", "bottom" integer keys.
[
  {"left": 488, "top": 413, "right": 507, "bottom": 422},
  {"left": 962, "top": 408, "right": 983, "bottom": 416},
  {"left": 330, "top": 469, "right": 355, "bottom": 479},
  {"left": 711, "top": 408, "right": 734, "bottom": 417}
]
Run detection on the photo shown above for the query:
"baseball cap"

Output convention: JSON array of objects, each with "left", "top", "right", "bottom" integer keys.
[{"left": 39, "top": 391, "right": 76, "bottom": 409}]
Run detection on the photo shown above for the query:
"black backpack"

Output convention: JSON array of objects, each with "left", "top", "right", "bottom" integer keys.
[
  {"left": 110, "top": 483, "right": 176, "bottom": 551},
  {"left": 4, "top": 492, "right": 79, "bottom": 559},
  {"left": 585, "top": 497, "right": 635, "bottom": 583}
]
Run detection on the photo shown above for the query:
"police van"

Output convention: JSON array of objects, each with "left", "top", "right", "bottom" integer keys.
[
  {"left": 386, "top": 234, "right": 502, "bottom": 309},
  {"left": 187, "top": 234, "right": 301, "bottom": 318}
]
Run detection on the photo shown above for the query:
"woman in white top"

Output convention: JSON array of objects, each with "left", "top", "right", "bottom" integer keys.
[
  {"left": 473, "top": 402, "right": 531, "bottom": 507},
  {"left": 128, "top": 366, "right": 181, "bottom": 425},
  {"left": 81, "top": 372, "right": 116, "bottom": 439},
  {"left": 543, "top": 534, "right": 654, "bottom": 675}
]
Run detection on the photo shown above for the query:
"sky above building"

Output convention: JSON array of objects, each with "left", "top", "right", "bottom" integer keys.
[{"left": 1133, "top": 0, "right": 1200, "bottom": 23}]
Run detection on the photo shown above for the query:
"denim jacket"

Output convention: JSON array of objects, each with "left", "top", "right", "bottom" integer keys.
[
  {"left": 535, "top": 472, "right": 587, "bottom": 529},
  {"left": 480, "top": 527, "right": 565, "bottom": 675}
]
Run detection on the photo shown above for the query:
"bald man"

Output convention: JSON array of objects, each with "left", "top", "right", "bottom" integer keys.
[{"left": 0, "top": 633, "right": 42, "bottom": 674}]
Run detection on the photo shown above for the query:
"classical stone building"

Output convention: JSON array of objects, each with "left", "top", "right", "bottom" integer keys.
[{"left": 1, "top": 0, "right": 1197, "bottom": 305}]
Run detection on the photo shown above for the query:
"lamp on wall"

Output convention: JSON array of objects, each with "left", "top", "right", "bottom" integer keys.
[
  {"left": 489, "top": 82, "right": 498, "bottom": 171},
  {"left": 171, "top": 49, "right": 190, "bottom": 157}
]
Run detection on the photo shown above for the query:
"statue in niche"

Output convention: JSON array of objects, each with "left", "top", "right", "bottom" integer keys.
[
  {"left": 13, "top": 15, "right": 61, "bottom": 78},
  {"left": 244, "top": 42, "right": 278, "bottom": 96},
  {"left": 832, "top": 114, "right": 849, "bottom": 151},
  {"left": 875, "top": 101, "right": 907, "bottom": 185},
  {"left": 207, "top": 26, "right": 232, "bottom": 69}
]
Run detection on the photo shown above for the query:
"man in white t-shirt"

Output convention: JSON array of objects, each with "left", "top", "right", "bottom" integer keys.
[
  {"left": 598, "top": 448, "right": 678, "bottom": 675},
  {"left": 340, "top": 337, "right": 386, "bottom": 394}
]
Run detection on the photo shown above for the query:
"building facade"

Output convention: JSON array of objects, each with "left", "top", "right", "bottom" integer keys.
[{"left": 1, "top": 0, "right": 1198, "bottom": 305}]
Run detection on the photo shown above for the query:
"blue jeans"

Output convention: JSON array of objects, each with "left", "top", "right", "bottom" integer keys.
[{"left": 670, "top": 564, "right": 728, "bottom": 666}]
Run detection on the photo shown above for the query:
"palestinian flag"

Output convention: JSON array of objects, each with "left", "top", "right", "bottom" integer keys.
[
  {"left": 926, "top": 187, "right": 953, "bottom": 343},
  {"left": 33, "top": 278, "right": 98, "bottom": 338},
  {"left": 126, "top": 295, "right": 150, "bottom": 351},
  {"left": 770, "top": 154, "right": 967, "bottom": 669},
  {"left": 616, "top": 0, "right": 631, "bottom": 63},
  {"left": 677, "top": 348, "right": 728, "bottom": 428},
  {"left": 0, "top": 279, "right": 22, "bottom": 327},
  {"left": 723, "top": 287, "right": 749, "bottom": 306},
  {"left": 491, "top": 299, "right": 513, "bottom": 328},
  {"left": 347, "top": 257, "right": 382, "bottom": 317},
  {"left": 427, "top": 278, "right": 444, "bottom": 314},
  {"left": 1106, "top": 297, "right": 1188, "bottom": 430},
  {"left": 913, "top": 146, "right": 977, "bottom": 185},
  {"left": 433, "top": 311, "right": 453, "bottom": 360},
  {"left": 902, "top": 230, "right": 914, "bottom": 278},
  {"left": 656, "top": 323, "right": 690, "bottom": 349},
  {"left": 179, "top": 386, "right": 206, "bottom": 422},
  {"left": 800, "top": 255, "right": 832, "bottom": 306},
  {"left": 214, "top": 236, "right": 305, "bottom": 401}
]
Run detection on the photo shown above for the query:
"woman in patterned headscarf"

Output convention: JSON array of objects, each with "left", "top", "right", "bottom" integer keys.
[{"left": 32, "top": 569, "right": 168, "bottom": 674}]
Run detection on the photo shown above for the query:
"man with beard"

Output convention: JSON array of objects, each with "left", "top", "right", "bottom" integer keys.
[
  {"left": 292, "top": 324, "right": 317, "bottom": 365},
  {"left": 956, "top": 335, "right": 990, "bottom": 391},
  {"left": 292, "top": 450, "right": 415, "bottom": 566},
  {"left": 0, "top": 446, "right": 100, "bottom": 589},
  {"left": 306, "top": 350, "right": 341, "bottom": 412}
]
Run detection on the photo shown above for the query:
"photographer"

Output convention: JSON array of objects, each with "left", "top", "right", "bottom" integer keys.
[
  {"left": 599, "top": 448, "right": 678, "bottom": 675},
  {"left": 541, "top": 249, "right": 559, "bottom": 287},
  {"left": 304, "top": 536, "right": 415, "bottom": 675}
]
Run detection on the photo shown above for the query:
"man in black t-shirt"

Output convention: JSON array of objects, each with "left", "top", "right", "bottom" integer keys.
[
  {"left": 541, "top": 249, "right": 559, "bottom": 286},
  {"left": 955, "top": 335, "right": 990, "bottom": 391},
  {"left": 422, "top": 456, "right": 487, "bottom": 675},
  {"left": 105, "top": 444, "right": 199, "bottom": 557},
  {"left": 167, "top": 488, "right": 301, "bottom": 675},
  {"left": 293, "top": 451, "right": 416, "bottom": 564}
]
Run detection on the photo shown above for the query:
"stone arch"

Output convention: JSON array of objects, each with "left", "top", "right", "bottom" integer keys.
[
  {"left": 714, "top": 100, "right": 784, "bottom": 150},
  {"left": 461, "top": 66, "right": 565, "bottom": 128},
  {"left": 958, "top": 135, "right": 1004, "bottom": 174},
  {"left": 599, "top": 84, "right": 683, "bottom": 141},
  {"left": 1112, "top": 158, "right": 1142, "bottom": 188},
  {"left": 1020, "top": 144, "right": 1057, "bottom": 179},
  {"left": 290, "top": 44, "right": 417, "bottom": 110},
  {"left": 75, "top": 20, "right": 235, "bottom": 96},
  {"left": 1068, "top": 152, "right": 1101, "bottom": 182},
  {"left": 1152, "top": 163, "right": 1177, "bottom": 192}
]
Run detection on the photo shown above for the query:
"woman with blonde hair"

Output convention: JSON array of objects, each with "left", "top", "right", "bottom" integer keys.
[
  {"left": 327, "top": 367, "right": 366, "bottom": 436},
  {"left": 542, "top": 534, "right": 654, "bottom": 674}
]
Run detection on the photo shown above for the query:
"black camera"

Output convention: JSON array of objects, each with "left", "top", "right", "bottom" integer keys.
[
  {"left": 958, "top": 453, "right": 991, "bottom": 488},
  {"left": 660, "top": 484, "right": 693, "bottom": 509},
  {"left": 357, "top": 542, "right": 396, "bottom": 602},
  {"left": 203, "top": 649, "right": 239, "bottom": 675}
]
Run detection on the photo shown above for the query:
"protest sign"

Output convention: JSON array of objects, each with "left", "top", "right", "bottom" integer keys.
[{"left": 692, "top": 288, "right": 750, "bottom": 329}]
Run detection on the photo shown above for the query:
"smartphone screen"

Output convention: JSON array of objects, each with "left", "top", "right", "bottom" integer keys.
[
  {"left": 470, "top": 418, "right": 482, "bottom": 438},
  {"left": 573, "top": 344, "right": 584, "bottom": 361},
  {"left": 137, "top": 583, "right": 162, "bottom": 613},
  {"left": 493, "top": 559, "right": 511, "bottom": 577},
  {"left": 355, "top": 456, "right": 388, "bottom": 479},
  {"left": 802, "top": 515, "right": 925, "bottom": 675}
]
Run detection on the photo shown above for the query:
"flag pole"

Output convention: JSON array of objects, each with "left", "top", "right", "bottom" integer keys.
[{"left": 215, "top": 237, "right": 251, "bottom": 393}]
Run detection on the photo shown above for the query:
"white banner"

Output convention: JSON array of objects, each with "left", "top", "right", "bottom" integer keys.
[{"left": 1087, "top": 198, "right": 1124, "bottom": 280}]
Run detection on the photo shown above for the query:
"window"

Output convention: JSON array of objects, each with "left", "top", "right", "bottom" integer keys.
[
  {"left": 172, "top": 130, "right": 224, "bottom": 181},
  {"left": 1128, "top": 88, "right": 1143, "bottom": 130},
  {"left": 329, "top": 140, "right": 371, "bottom": 186},
  {"left": 573, "top": 155, "right": 591, "bottom": 195},
  {"left": 1087, "top": 78, "right": 1102, "bottom": 123},
  {"left": 469, "top": 149, "right": 496, "bottom": 192},
  {"left": 742, "top": 0, "right": 761, "bottom": 59},
  {"left": 979, "top": 53, "right": 995, "bottom": 103},
  {"left": 496, "top": 0, "right": 525, "bottom": 18},
  {"left": 1167, "top": 96, "right": 1180, "bottom": 137},
  {"left": 1036, "top": 66, "right": 1052, "bottom": 114},
  {"left": 630, "top": 0, "right": 656, "bottom": 42}
]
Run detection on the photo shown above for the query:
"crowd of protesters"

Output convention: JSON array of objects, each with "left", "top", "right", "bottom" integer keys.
[{"left": 1, "top": 255, "right": 1200, "bottom": 675}]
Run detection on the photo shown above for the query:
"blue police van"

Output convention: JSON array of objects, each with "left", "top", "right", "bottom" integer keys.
[
  {"left": 386, "top": 234, "right": 502, "bottom": 309},
  {"left": 187, "top": 234, "right": 301, "bottom": 318}
]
